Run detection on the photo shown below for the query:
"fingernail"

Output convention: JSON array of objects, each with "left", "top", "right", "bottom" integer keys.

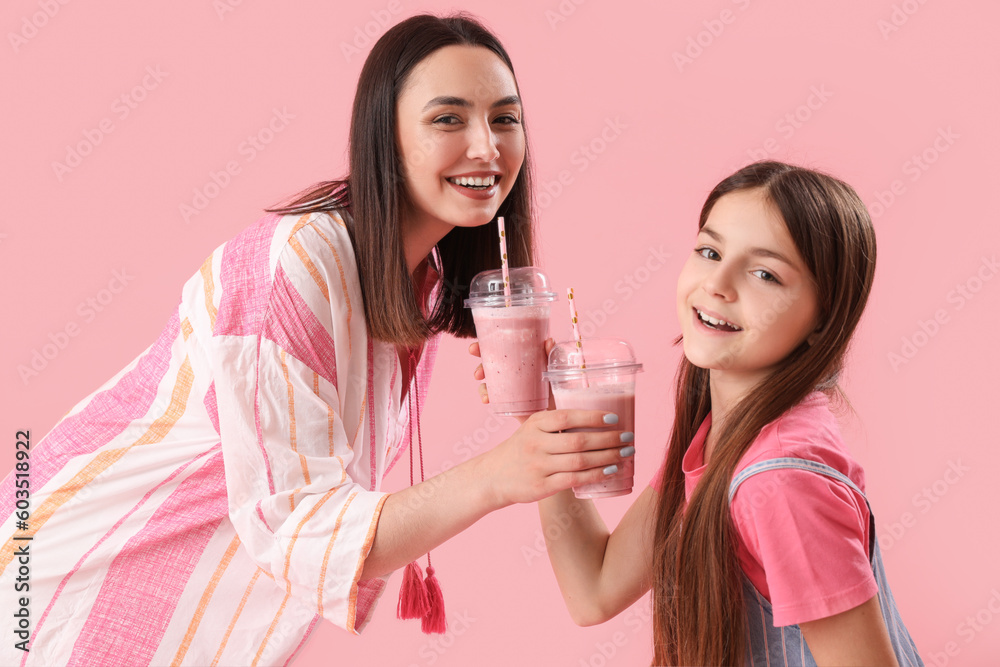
[
  {"left": 619, "top": 446, "right": 635, "bottom": 457},
  {"left": 603, "top": 464, "right": 618, "bottom": 476},
  {"left": 603, "top": 414, "right": 619, "bottom": 425},
  {"left": 619, "top": 432, "right": 634, "bottom": 443}
]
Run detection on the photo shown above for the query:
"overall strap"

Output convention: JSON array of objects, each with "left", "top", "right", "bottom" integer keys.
[{"left": 728, "top": 457, "right": 865, "bottom": 504}]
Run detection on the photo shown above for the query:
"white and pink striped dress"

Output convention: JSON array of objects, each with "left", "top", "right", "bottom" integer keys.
[{"left": 0, "top": 210, "right": 439, "bottom": 666}]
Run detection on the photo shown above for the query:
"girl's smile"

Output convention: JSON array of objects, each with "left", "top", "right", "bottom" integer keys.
[{"left": 676, "top": 188, "right": 821, "bottom": 390}]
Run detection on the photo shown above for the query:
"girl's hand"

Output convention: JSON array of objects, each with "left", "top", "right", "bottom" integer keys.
[
  {"left": 469, "top": 339, "right": 557, "bottom": 424},
  {"left": 478, "top": 408, "right": 631, "bottom": 508}
]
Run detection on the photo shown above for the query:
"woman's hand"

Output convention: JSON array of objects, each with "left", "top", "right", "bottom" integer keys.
[
  {"left": 469, "top": 339, "right": 556, "bottom": 423},
  {"left": 477, "top": 408, "right": 632, "bottom": 508}
]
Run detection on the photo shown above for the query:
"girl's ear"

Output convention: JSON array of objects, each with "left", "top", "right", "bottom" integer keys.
[{"left": 807, "top": 324, "right": 825, "bottom": 347}]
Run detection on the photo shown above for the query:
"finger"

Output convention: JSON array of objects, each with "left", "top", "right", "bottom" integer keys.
[
  {"left": 478, "top": 382, "right": 489, "bottom": 404},
  {"left": 469, "top": 341, "right": 481, "bottom": 357},
  {"left": 543, "top": 337, "right": 556, "bottom": 355},
  {"left": 533, "top": 408, "right": 622, "bottom": 434},
  {"left": 550, "top": 430, "right": 630, "bottom": 457},
  {"left": 474, "top": 363, "right": 485, "bottom": 381},
  {"left": 547, "top": 445, "right": 626, "bottom": 474}
]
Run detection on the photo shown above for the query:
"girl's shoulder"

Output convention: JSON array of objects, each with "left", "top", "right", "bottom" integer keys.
[{"left": 737, "top": 391, "right": 866, "bottom": 493}]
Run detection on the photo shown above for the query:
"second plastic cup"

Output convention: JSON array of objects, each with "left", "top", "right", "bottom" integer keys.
[
  {"left": 544, "top": 338, "right": 643, "bottom": 499},
  {"left": 465, "top": 267, "right": 558, "bottom": 416}
]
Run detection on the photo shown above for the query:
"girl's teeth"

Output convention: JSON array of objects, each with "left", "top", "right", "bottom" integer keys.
[{"left": 697, "top": 309, "right": 741, "bottom": 330}]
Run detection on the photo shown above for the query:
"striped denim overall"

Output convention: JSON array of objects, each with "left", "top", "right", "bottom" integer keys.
[{"left": 729, "top": 458, "right": 924, "bottom": 666}]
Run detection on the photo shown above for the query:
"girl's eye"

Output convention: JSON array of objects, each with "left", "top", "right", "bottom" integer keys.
[
  {"left": 752, "top": 269, "right": 781, "bottom": 284},
  {"left": 695, "top": 246, "right": 720, "bottom": 261}
]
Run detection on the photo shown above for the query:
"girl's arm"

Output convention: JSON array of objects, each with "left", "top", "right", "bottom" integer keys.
[
  {"left": 799, "top": 595, "right": 900, "bottom": 667},
  {"left": 538, "top": 486, "right": 657, "bottom": 626},
  {"left": 360, "top": 408, "right": 627, "bottom": 579}
]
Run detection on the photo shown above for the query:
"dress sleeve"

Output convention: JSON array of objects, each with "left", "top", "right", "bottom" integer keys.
[
  {"left": 210, "top": 215, "right": 388, "bottom": 635},
  {"left": 731, "top": 467, "right": 877, "bottom": 627}
]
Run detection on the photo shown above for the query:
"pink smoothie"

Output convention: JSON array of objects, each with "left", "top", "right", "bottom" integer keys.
[
  {"left": 473, "top": 305, "right": 551, "bottom": 415},
  {"left": 552, "top": 386, "right": 635, "bottom": 498}
]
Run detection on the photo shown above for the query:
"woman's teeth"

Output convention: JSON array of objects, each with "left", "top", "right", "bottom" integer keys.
[
  {"left": 447, "top": 175, "right": 496, "bottom": 189},
  {"left": 697, "top": 309, "right": 742, "bottom": 331}
]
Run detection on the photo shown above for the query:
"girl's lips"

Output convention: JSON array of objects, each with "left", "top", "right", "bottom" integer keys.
[{"left": 446, "top": 178, "right": 500, "bottom": 200}]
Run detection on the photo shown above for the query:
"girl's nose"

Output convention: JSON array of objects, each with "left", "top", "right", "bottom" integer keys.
[
  {"left": 467, "top": 120, "right": 500, "bottom": 161},
  {"left": 703, "top": 264, "right": 736, "bottom": 300}
]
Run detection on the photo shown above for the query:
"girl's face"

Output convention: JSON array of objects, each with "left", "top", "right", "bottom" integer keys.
[
  {"left": 676, "top": 188, "right": 821, "bottom": 386},
  {"left": 395, "top": 45, "right": 525, "bottom": 234}
]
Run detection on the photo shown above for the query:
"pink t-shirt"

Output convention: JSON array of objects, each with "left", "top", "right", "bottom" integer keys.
[{"left": 651, "top": 392, "right": 878, "bottom": 626}]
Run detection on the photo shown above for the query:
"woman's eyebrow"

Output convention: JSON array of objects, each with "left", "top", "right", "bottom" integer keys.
[
  {"left": 422, "top": 95, "right": 521, "bottom": 111},
  {"left": 699, "top": 226, "right": 797, "bottom": 267}
]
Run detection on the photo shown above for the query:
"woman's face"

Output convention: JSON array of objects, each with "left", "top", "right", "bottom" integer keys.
[
  {"left": 395, "top": 44, "right": 525, "bottom": 234},
  {"left": 676, "top": 188, "right": 821, "bottom": 387}
]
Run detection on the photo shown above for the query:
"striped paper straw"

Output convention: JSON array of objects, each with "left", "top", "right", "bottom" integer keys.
[
  {"left": 567, "top": 288, "right": 587, "bottom": 371},
  {"left": 498, "top": 216, "right": 511, "bottom": 306}
]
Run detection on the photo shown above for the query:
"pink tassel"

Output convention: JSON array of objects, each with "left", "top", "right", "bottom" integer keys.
[
  {"left": 421, "top": 565, "right": 447, "bottom": 634},
  {"left": 397, "top": 560, "right": 429, "bottom": 619}
]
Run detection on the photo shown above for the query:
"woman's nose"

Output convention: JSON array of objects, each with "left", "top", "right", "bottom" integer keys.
[{"left": 466, "top": 120, "right": 500, "bottom": 161}]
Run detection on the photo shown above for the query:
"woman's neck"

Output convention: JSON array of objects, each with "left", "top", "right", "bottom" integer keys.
[{"left": 402, "top": 212, "right": 452, "bottom": 276}]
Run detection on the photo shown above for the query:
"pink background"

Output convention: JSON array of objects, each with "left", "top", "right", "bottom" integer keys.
[{"left": 3, "top": 1, "right": 998, "bottom": 665}]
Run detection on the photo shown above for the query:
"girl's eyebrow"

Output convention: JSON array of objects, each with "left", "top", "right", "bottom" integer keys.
[
  {"left": 699, "top": 226, "right": 797, "bottom": 268},
  {"left": 422, "top": 95, "right": 521, "bottom": 111}
]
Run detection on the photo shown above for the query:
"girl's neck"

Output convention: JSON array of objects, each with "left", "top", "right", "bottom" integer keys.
[{"left": 703, "top": 371, "right": 753, "bottom": 465}]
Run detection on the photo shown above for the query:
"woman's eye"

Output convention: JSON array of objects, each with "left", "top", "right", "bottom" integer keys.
[
  {"left": 752, "top": 269, "right": 781, "bottom": 284},
  {"left": 493, "top": 115, "right": 521, "bottom": 125},
  {"left": 433, "top": 115, "right": 461, "bottom": 125},
  {"left": 695, "top": 247, "right": 720, "bottom": 260}
]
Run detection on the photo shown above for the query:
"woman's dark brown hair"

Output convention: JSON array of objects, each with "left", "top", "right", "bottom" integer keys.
[
  {"left": 268, "top": 13, "right": 534, "bottom": 346},
  {"left": 651, "top": 161, "right": 877, "bottom": 665}
]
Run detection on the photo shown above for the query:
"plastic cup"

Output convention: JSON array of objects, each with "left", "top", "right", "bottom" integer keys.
[
  {"left": 465, "top": 267, "right": 558, "bottom": 416},
  {"left": 544, "top": 338, "right": 642, "bottom": 499}
]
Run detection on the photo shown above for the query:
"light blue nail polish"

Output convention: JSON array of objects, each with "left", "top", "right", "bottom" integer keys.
[
  {"left": 603, "top": 464, "right": 618, "bottom": 476},
  {"left": 619, "top": 432, "right": 634, "bottom": 443},
  {"left": 603, "top": 414, "right": 619, "bottom": 425},
  {"left": 619, "top": 446, "right": 635, "bottom": 458}
]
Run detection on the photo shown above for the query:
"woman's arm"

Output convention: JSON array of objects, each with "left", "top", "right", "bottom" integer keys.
[
  {"left": 799, "top": 595, "right": 900, "bottom": 666},
  {"left": 538, "top": 486, "right": 656, "bottom": 626},
  {"left": 360, "top": 408, "right": 629, "bottom": 579}
]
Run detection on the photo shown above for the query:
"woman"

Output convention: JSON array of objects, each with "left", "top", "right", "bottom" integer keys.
[{"left": 0, "top": 14, "right": 629, "bottom": 666}]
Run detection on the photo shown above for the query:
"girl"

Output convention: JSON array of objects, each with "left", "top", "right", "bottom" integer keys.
[
  {"left": 0, "top": 14, "right": 625, "bottom": 666},
  {"left": 523, "top": 162, "right": 925, "bottom": 665}
]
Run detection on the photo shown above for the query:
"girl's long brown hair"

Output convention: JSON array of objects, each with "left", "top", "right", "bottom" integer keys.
[
  {"left": 268, "top": 14, "right": 535, "bottom": 346},
  {"left": 651, "top": 161, "right": 877, "bottom": 665}
]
